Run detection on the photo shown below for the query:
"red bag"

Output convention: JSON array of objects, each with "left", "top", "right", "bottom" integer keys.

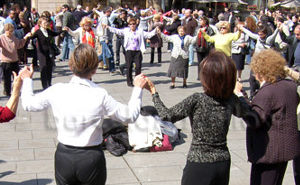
[{"left": 150, "top": 135, "right": 173, "bottom": 152}]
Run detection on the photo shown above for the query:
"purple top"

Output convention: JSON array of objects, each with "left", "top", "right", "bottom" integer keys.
[{"left": 125, "top": 30, "right": 140, "bottom": 51}]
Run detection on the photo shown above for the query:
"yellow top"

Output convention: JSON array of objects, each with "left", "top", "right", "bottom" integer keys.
[{"left": 203, "top": 31, "right": 241, "bottom": 56}]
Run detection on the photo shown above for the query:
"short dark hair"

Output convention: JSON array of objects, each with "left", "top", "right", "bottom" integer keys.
[
  {"left": 200, "top": 50, "right": 237, "bottom": 100},
  {"left": 69, "top": 44, "right": 99, "bottom": 78},
  {"left": 62, "top": 4, "right": 69, "bottom": 10},
  {"left": 257, "top": 26, "right": 268, "bottom": 35}
]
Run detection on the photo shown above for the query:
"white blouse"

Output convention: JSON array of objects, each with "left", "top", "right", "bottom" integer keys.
[{"left": 21, "top": 76, "right": 143, "bottom": 147}]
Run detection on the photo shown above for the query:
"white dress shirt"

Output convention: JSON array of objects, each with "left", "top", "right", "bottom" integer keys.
[{"left": 21, "top": 76, "right": 143, "bottom": 147}]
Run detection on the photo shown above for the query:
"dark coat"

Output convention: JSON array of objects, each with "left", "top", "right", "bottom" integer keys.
[
  {"left": 195, "top": 25, "right": 215, "bottom": 53},
  {"left": 182, "top": 17, "right": 198, "bottom": 36},
  {"left": 165, "top": 19, "right": 181, "bottom": 35},
  {"left": 148, "top": 22, "right": 163, "bottom": 48},
  {"left": 247, "top": 79, "right": 300, "bottom": 164},
  {"left": 280, "top": 31, "right": 299, "bottom": 67}
]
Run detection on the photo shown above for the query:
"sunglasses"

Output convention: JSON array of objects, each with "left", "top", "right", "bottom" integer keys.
[
  {"left": 220, "top": 27, "right": 227, "bottom": 30},
  {"left": 129, "top": 23, "right": 136, "bottom": 25}
]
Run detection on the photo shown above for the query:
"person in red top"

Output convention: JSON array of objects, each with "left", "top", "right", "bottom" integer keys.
[{"left": 0, "top": 71, "right": 23, "bottom": 123}]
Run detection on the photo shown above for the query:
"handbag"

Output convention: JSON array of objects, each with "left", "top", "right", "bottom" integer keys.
[{"left": 50, "top": 43, "right": 60, "bottom": 57}]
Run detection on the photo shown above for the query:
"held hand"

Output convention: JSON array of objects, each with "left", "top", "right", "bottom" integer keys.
[
  {"left": 234, "top": 81, "right": 243, "bottom": 95},
  {"left": 102, "top": 23, "right": 108, "bottom": 29},
  {"left": 156, "top": 27, "right": 161, "bottom": 34},
  {"left": 19, "top": 65, "right": 34, "bottom": 79},
  {"left": 145, "top": 77, "right": 156, "bottom": 94},
  {"left": 24, "top": 32, "right": 32, "bottom": 40},
  {"left": 62, "top": 27, "right": 69, "bottom": 31},
  {"left": 133, "top": 74, "right": 147, "bottom": 89},
  {"left": 11, "top": 71, "right": 23, "bottom": 95}
]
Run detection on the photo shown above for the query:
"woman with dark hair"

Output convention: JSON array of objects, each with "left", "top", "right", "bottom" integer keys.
[
  {"left": 240, "top": 24, "right": 280, "bottom": 99},
  {"left": 19, "top": 43, "right": 148, "bottom": 185},
  {"left": 245, "top": 16, "right": 257, "bottom": 64},
  {"left": 145, "top": 50, "right": 259, "bottom": 185},
  {"left": 231, "top": 20, "right": 249, "bottom": 81},
  {"left": 195, "top": 16, "right": 215, "bottom": 80},
  {"left": 158, "top": 26, "right": 199, "bottom": 88}
]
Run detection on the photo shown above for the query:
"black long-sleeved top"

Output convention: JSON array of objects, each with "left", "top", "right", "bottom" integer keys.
[
  {"left": 152, "top": 92, "right": 259, "bottom": 163},
  {"left": 31, "top": 29, "right": 61, "bottom": 57}
]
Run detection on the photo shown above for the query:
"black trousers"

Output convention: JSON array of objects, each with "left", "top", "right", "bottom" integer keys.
[
  {"left": 293, "top": 156, "right": 300, "bottom": 185},
  {"left": 38, "top": 53, "right": 53, "bottom": 90},
  {"left": 115, "top": 36, "right": 125, "bottom": 64},
  {"left": 181, "top": 160, "right": 230, "bottom": 185},
  {"left": 55, "top": 143, "right": 106, "bottom": 185},
  {"left": 250, "top": 162, "right": 287, "bottom": 185},
  {"left": 150, "top": 47, "right": 161, "bottom": 63},
  {"left": 249, "top": 70, "right": 260, "bottom": 99},
  {"left": 1, "top": 62, "right": 20, "bottom": 96},
  {"left": 125, "top": 50, "right": 142, "bottom": 86},
  {"left": 196, "top": 51, "right": 209, "bottom": 80}
]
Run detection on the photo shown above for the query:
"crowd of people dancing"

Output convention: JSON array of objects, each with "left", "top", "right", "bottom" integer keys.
[{"left": 0, "top": 2, "right": 300, "bottom": 185}]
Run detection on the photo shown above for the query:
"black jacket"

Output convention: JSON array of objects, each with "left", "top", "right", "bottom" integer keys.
[
  {"left": 280, "top": 31, "right": 299, "bottom": 67},
  {"left": 165, "top": 19, "right": 181, "bottom": 35}
]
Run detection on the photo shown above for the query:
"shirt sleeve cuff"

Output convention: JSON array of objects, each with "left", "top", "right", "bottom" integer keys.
[
  {"left": 21, "top": 78, "right": 33, "bottom": 95},
  {"left": 131, "top": 87, "right": 143, "bottom": 100}
]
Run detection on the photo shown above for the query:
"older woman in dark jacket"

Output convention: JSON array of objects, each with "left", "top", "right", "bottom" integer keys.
[
  {"left": 164, "top": 14, "right": 181, "bottom": 51},
  {"left": 237, "top": 49, "right": 300, "bottom": 185},
  {"left": 148, "top": 14, "right": 164, "bottom": 64}
]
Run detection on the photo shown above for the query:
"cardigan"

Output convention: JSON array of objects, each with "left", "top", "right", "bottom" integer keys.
[
  {"left": 248, "top": 79, "right": 300, "bottom": 164},
  {"left": 160, "top": 33, "right": 198, "bottom": 59},
  {"left": 203, "top": 31, "right": 241, "bottom": 56},
  {"left": 152, "top": 92, "right": 259, "bottom": 163},
  {"left": 108, "top": 27, "right": 156, "bottom": 53}
]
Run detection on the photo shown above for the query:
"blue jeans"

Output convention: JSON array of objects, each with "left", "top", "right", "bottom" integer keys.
[
  {"left": 188, "top": 44, "right": 194, "bottom": 65},
  {"left": 100, "top": 41, "right": 115, "bottom": 72},
  {"left": 61, "top": 34, "right": 75, "bottom": 61}
]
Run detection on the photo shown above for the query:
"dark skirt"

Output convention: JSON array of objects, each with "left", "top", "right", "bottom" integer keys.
[
  {"left": 167, "top": 56, "right": 189, "bottom": 78},
  {"left": 232, "top": 53, "right": 245, "bottom": 70}
]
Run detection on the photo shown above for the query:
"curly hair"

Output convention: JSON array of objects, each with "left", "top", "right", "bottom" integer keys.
[
  {"left": 250, "top": 49, "right": 287, "bottom": 83},
  {"left": 80, "top": 17, "right": 93, "bottom": 27},
  {"left": 216, "top": 21, "right": 230, "bottom": 32}
]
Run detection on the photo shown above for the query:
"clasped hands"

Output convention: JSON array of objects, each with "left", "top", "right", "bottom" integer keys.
[{"left": 134, "top": 74, "right": 156, "bottom": 94}]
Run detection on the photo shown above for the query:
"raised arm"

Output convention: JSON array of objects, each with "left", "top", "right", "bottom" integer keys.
[
  {"left": 241, "top": 27, "right": 259, "bottom": 40},
  {"left": 143, "top": 28, "right": 157, "bottom": 39},
  {"left": 20, "top": 66, "right": 51, "bottom": 112},
  {"left": 266, "top": 28, "right": 279, "bottom": 45},
  {"left": 107, "top": 26, "right": 125, "bottom": 36},
  {"left": 103, "top": 74, "right": 147, "bottom": 123}
]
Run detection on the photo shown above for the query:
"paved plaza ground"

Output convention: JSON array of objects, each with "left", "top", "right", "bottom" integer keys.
[{"left": 0, "top": 43, "right": 296, "bottom": 185}]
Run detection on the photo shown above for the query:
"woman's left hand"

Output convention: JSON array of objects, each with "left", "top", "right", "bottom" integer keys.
[
  {"left": 19, "top": 65, "right": 34, "bottom": 79},
  {"left": 234, "top": 81, "right": 243, "bottom": 95}
]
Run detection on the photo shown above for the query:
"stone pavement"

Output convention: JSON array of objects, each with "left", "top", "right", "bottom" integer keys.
[{"left": 0, "top": 44, "right": 296, "bottom": 185}]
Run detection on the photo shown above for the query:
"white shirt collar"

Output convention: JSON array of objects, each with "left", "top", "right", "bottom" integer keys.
[{"left": 70, "top": 75, "right": 97, "bottom": 88}]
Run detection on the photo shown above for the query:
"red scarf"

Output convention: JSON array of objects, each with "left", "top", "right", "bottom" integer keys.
[
  {"left": 197, "top": 26, "right": 208, "bottom": 48},
  {"left": 82, "top": 29, "right": 96, "bottom": 48}
]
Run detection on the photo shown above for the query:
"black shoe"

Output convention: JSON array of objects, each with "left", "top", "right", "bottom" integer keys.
[
  {"left": 169, "top": 85, "right": 175, "bottom": 89},
  {"left": 183, "top": 84, "right": 187, "bottom": 88},
  {"left": 127, "top": 83, "right": 134, "bottom": 87}
]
